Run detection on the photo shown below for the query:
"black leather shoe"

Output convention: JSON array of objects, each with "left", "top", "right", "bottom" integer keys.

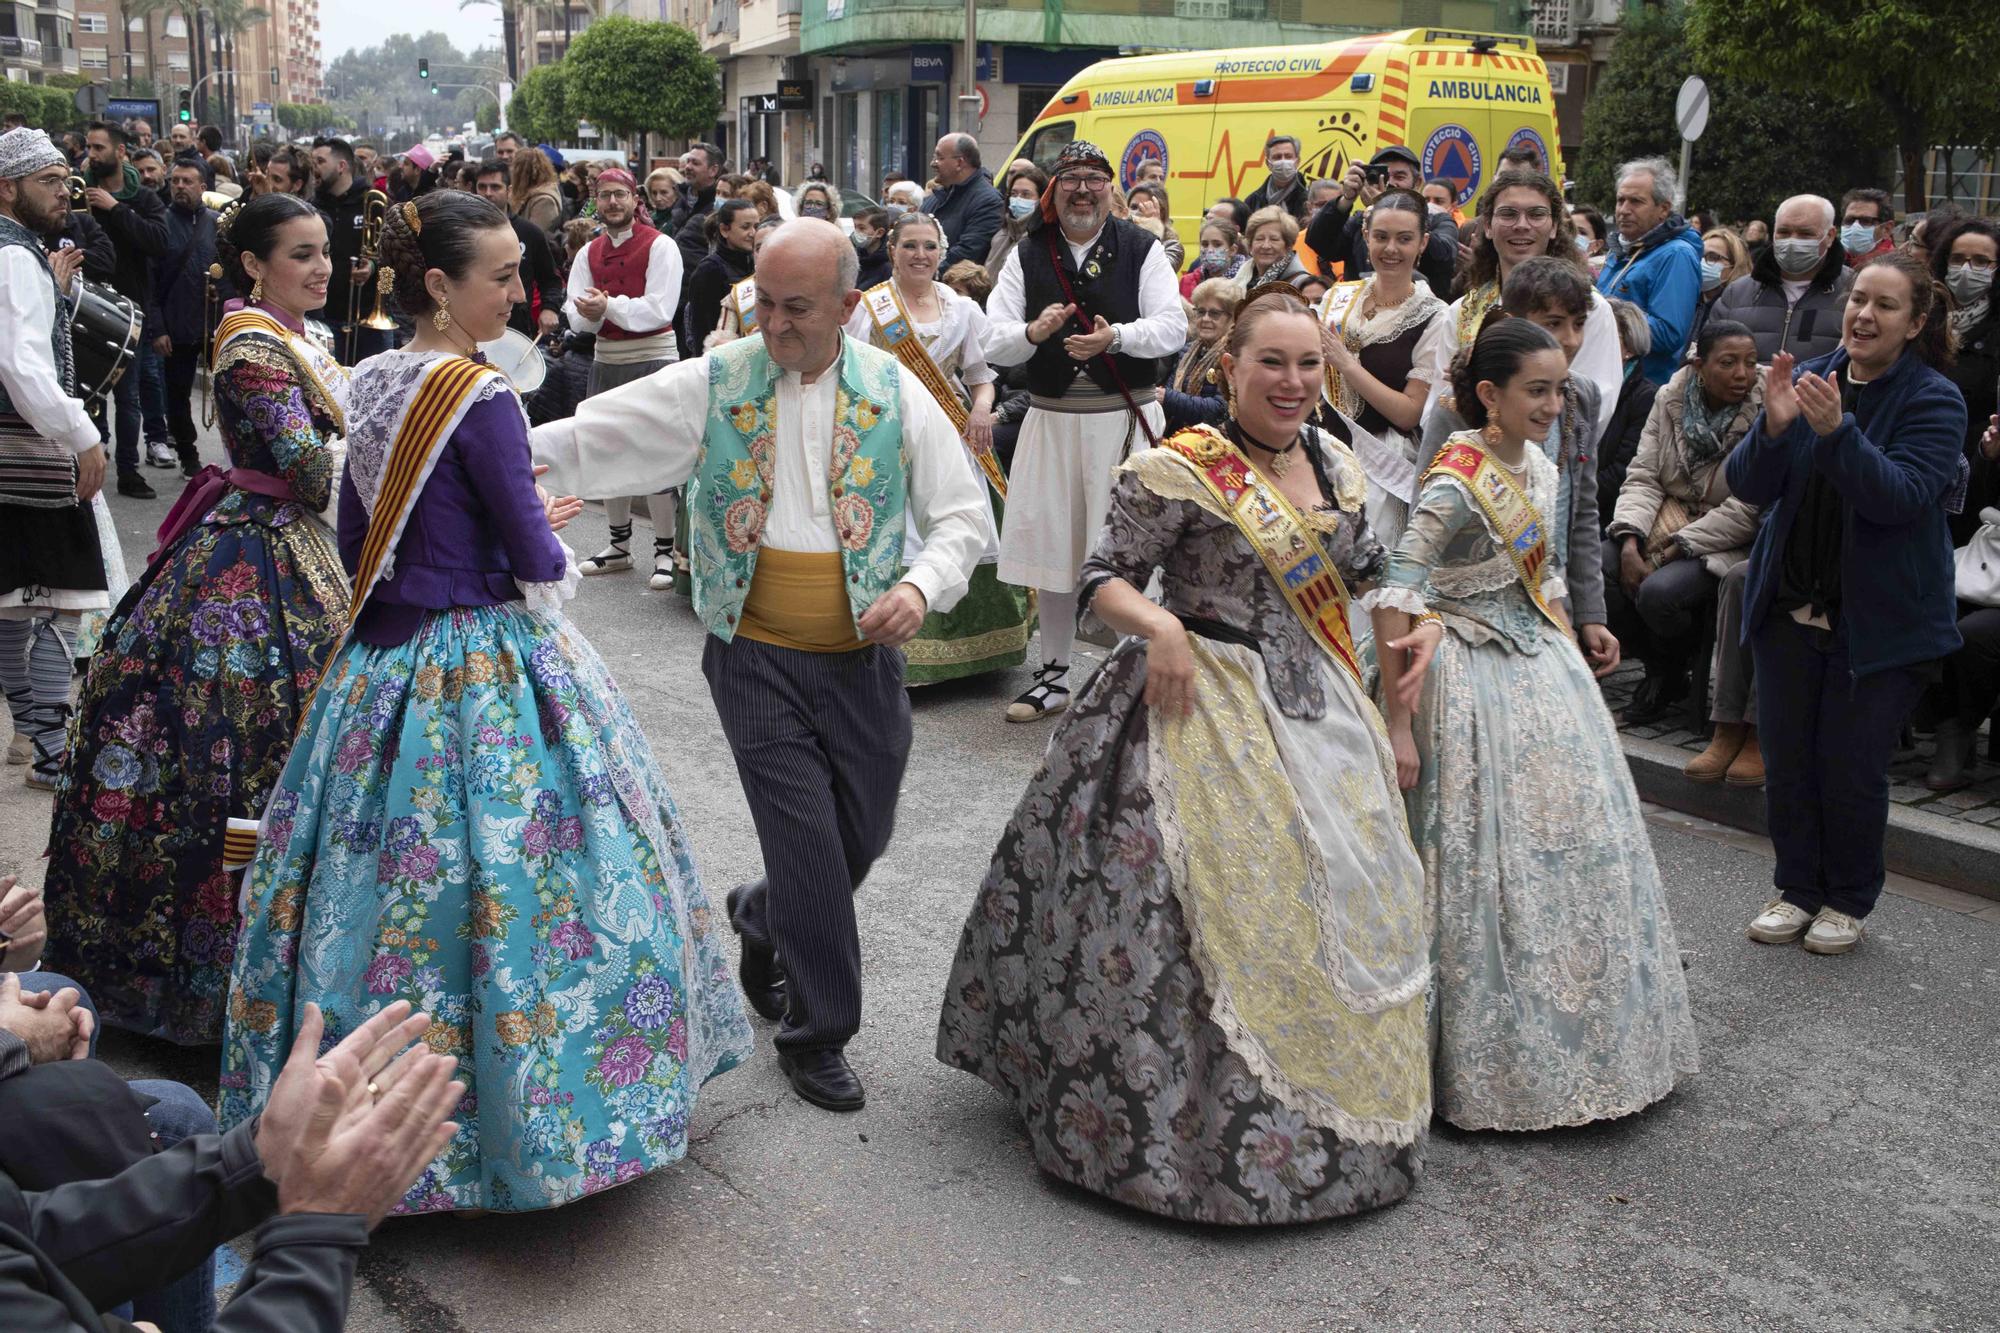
[
  {"left": 116, "top": 472, "right": 157, "bottom": 500},
  {"left": 1621, "top": 669, "right": 1688, "bottom": 726},
  {"left": 778, "top": 1048, "right": 865, "bottom": 1112},
  {"left": 725, "top": 885, "right": 787, "bottom": 1022}
]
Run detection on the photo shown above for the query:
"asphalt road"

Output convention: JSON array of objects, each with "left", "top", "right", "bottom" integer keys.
[{"left": 14, "top": 484, "right": 2000, "bottom": 1333}]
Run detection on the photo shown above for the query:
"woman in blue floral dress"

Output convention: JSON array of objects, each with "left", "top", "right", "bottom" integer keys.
[
  {"left": 220, "top": 191, "right": 750, "bottom": 1214},
  {"left": 45, "top": 193, "right": 351, "bottom": 1043}
]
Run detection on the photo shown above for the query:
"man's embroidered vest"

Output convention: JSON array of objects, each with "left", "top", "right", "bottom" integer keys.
[{"left": 690, "top": 335, "right": 908, "bottom": 642}]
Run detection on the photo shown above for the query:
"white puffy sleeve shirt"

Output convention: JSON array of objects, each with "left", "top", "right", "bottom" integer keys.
[
  {"left": 531, "top": 348, "right": 990, "bottom": 615},
  {"left": 0, "top": 250, "right": 99, "bottom": 453}
]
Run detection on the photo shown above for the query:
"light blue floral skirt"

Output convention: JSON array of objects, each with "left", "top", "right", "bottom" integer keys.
[{"left": 219, "top": 603, "right": 752, "bottom": 1213}]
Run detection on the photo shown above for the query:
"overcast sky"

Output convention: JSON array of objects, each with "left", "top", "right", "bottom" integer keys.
[{"left": 323, "top": 0, "right": 501, "bottom": 64}]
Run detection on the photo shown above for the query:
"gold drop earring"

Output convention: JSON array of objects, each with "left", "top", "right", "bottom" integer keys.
[
  {"left": 433, "top": 296, "right": 452, "bottom": 332},
  {"left": 249, "top": 275, "right": 263, "bottom": 303}
]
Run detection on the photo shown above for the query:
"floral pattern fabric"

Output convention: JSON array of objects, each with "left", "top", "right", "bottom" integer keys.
[
  {"left": 219, "top": 604, "right": 752, "bottom": 1213},
  {"left": 44, "top": 347, "right": 349, "bottom": 1044},
  {"left": 938, "top": 441, "right": 1429, "bottom": 1224},
  {"left": 1371, "top": 445, "right": 1700, "bottom": 1131}
]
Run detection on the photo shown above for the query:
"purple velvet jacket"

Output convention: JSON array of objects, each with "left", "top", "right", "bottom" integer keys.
[{"left": 338, "top": 393, "right": 568, "bottom": 647}]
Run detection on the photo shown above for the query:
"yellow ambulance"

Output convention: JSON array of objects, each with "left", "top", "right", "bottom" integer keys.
[{"left": 1012, "top": 28, "right": 1560, "bottom": 243}]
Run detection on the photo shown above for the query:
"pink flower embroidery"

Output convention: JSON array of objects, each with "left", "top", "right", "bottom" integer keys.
[
  {"left": 833, "top": 492, "right": 873, "bottom": 551},
  {"left": 723, "top": 498, "right": 766, "bottom": 553}
]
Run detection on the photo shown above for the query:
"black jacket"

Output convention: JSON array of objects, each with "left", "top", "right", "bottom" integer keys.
[
  {"left": 508, "top": 213, "right": 565, "bottom": 340},
  {"left": 0, "top": 1033, "right": 366, "bottom": 1332},
  {"left": 1704, "top": 242, "right": 1851, "bottom": 365},
  {"left": 1243, "top": 172, "right": 1310, "bottom": 221},
  {"left": 1304, "top": 195, "right": 1459, "bottom": 295},
  {"left": 315, "top": 177, "right": 379, "bottom": 328},
  {"left": 1596, "top": 370, "right": 1660, "bottom": 529},
  {"left": 922, "top": 168, "right": 1005, "bottom": 270},
  {"left": 855, "top": 235, "right": 893, "bottom": 290},
  {"left": 670, "top": 185, "right": 718, "bottom": 276},
  {"left": 46, "top": 213, "right": 117, "bottom": 285},
  {"left": 1945, "top": 307, "right": 2000, "bottom": 545},
  {"left": 152, "top": 201, "right": 220, "bottom": 346},
  {"left": 683, "top": 243, "right": 754, "bottom": 349},
  {"left": 88, "top": 162, "right": 169, "bottom": 320}
]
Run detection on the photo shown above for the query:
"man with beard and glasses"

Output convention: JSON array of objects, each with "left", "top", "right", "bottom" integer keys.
[
  {"left": 0, "top": 129, "right": 110, "bottom": 789},
  {"left": 564, "top": 167, "right": 687, "bottom": 588},
  {"left": 982, "top": 139, "right": 1184, "bottom": 722}
]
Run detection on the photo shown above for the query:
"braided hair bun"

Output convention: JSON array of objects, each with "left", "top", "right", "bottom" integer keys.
[
  {"left": 377, "top": 189, "right": 512, "bottom": 319},
  {"left": 1450, "top": 314, "right": 1560, "bottom": 428}
]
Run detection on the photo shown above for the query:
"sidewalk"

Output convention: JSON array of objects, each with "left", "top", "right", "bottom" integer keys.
[{"left": 1604, "top": 664, "right": 2000, "bottom": 902}]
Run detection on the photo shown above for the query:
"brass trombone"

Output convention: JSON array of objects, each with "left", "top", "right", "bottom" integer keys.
[{"left": 346, "top": 189, "right": 397, "bottom": 363}]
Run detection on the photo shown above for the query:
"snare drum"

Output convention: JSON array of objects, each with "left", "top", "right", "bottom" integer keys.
[
  {"left": 70, "top": 279, "right": 142, "bottom": 401},
  {"left": 479, "top": 327, "right": 549, "bottom": 394}
]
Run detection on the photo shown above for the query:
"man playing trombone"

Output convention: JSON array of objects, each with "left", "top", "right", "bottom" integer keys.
[{"left": 310, "top": 137, "right": 387, "bottom": 366}]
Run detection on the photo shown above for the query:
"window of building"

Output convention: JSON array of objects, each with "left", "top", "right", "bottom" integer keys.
[
  {"left": 127, "top": 15, "right": 144, "bottom": 31},
  {"left": 80, "top": 46, "right": 109, "bottom": 69},
  {"left": 76, "top": 12, "right": 108, "bottom": 32},
  {"left": 166, "top": 14, "right": 186, "bottom": 36},
  {"left": 168, "top": 51, "right": 189, "bottom": 70}
]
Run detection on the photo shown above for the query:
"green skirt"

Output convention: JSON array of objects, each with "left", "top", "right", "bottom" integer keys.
[{"left": 903, "top": 563, "right": 1035, "bottom": 686}]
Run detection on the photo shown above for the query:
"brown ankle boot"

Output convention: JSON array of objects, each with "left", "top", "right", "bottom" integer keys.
[
  {"left": 1726, "top": 727, "right": 1765, "bottom": 787},
  {"left": 1684, "top": 722, "right": 1745, "bottom": 782}
]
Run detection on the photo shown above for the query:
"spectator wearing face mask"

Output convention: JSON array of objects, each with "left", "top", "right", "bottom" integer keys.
[
  {"left": 1243, "top": 134, "right": 1309, "bottom": 221},
  {"left": 985, "top": 164, "right": 1048, "bottom": 282},
  {"left": 1707, "top": 194, "right": 1852, "bottom": 365},
  {"left": 1838, "top": 188, "right": 1895, "bottom": 269},
  {"left": 1932, "top": 216, "right": 2000, "bottom": 546},
  {"left": 850, "top": 205, "right": 893, "bottom": 288},
  {"left": 1694, "top": 226, "right": 1751, "bottom": 339},
  {"left": 794, "top": 180, "right": 839, "bottom": 224},
  {"left": 1180, "top": 217, "right": 1247, "bottom": 299}
]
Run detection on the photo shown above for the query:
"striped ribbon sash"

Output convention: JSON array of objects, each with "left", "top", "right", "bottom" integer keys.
[
  {"left": 732, "top": 277, "right": 759, "bottom": 334},
  {"left": 1158, "top": 426, "right": 1362, "bottom": 687},
  {"left": 861, "top": 281, "right": 1008, "bottom": 499},
  {"left": 1423, "top": 435, "right": 1568, "bottom": 631},
  {"left": 212, "top": 308, "right": 350, "bottom": 434}
]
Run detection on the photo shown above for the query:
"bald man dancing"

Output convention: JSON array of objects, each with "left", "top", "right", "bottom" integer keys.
[{"left": 534, "top": 220, "right": 987, "bottom": 1111}]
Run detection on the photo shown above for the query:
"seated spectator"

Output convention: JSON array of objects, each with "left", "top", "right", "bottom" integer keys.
[
  {"left": 1, "top": 991, "right": 462, "bottom": 1330},
  {"left": 1932, "top": 216, "right": 2000, "bottom": 544},
  {"left": 1127, "top": 182, "right": 1183, "bottom": 271},
  {"left": 1695, "top": 225, "right": 1752, "bottom": 336},
  {"left": 1708, "top": 194, "right": 1851, "bottom": 365},
  {"left": 1159, "top": 276, "right": 1242, "bottom": 432},
  {"left": 1604, "top": 319, "right": 1764, "bottom": 726},
  {"left": 1241, "top": 205, "right": 1307, "bottom": 287},
  {"left": 1180, "top": 217, "right": 1247, "bottom": 298},
  {"left": 1598, "top": 156, "right": 1702, "bottom": 384},
  {"left": 1932, "top": 489, "right": 2000, "bottom": 790},
  {"left": 1598, "top": 298, "right": 1661, "bottom": 525},
  {"left": 941, "top": 259, "right": 991, "bottom": 307}
]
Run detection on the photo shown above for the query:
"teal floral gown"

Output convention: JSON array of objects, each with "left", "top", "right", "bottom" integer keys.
[
  {"left": 1362, "top": 433, "right": 1698, "bottom": 1131},
  {"left": 45, "top": 308, "right": 351, "bottom": 1043},
  {"left": 219, "top": 351, "right": 751, "bottom": 1213}
]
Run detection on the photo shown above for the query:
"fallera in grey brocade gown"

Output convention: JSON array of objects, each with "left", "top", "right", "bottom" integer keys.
[{"left": 938, "top": 429, "right": 1434, "bottom": 1225}]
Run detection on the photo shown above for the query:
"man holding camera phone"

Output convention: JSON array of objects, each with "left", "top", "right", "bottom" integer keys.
[{"left": 1305, "top": 144, "right": 1460, "bottom": 294}]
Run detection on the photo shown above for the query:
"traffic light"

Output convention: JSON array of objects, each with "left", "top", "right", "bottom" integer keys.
[
  {"left": 430, "top": 84, "right": 440, "bottom": 97},
  {"left": 418, "top": 57, "right": 430, "bottom": 81},
  {"left": 177, "top": 90, "right": 191, "bottom": 123}
]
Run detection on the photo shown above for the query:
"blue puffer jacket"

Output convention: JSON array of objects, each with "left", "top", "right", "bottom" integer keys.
[
  {"left": 1597, "top": 214, "right": 1702, "bottom": 384},
  {"left": 1724, "top": 346, "right": 1967, "bottom": 678}
]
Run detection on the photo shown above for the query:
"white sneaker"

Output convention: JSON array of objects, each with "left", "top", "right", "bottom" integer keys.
[
  {"left": 1802, "top": 908, "right": 1864, "bottom": 956},
  {"left": 581, "top": 546, "right": 632, "bottom": 575},
  {"left": 146, "top": 441, "right": 178, "bottom": 468},
  {"left": 1746, "top": 899, "right": 1813, "bottom": 945},
  {"left": 648, "top": 551, "right": 675, "bottom": 591}
]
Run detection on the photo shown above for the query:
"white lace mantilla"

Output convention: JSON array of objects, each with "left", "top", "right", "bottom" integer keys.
[{"left": 343, "top": 349, "right": 516, "bottom": 520}]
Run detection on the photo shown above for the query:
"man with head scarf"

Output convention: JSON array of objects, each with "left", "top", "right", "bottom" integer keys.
[
  {"left": 0, "top": 129, "right": 110, "bottom": 788},
  {"left": 981, "top": 140, "right": 1186, "bottom": 721}
]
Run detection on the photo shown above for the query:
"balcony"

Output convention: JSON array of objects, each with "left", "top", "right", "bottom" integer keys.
[
  {"left": 1, "top": 35, "right": 45, "bottom": 61},
  {"left": 36, "top": 0, "right": 74, "bottom": 14},
  {"left": 42, "top": 39, "right": 76, "bottom": 71},
  {"left": 1529, "top": 0, "right": 1574, "bottom": 45}
]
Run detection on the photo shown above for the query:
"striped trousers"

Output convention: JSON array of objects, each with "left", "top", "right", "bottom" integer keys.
[{"left": 702, "top": 633, "right": 912, "bottom": 1053}]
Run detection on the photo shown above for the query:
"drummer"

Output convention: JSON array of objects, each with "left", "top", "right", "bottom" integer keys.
[
  {"left": 475, "top": 158, "right": 564, "bottom": 350},
  {"left": 0, "top": 127, "right": 111, "bottom": 787}
]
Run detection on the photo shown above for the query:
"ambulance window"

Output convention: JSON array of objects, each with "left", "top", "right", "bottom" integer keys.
[{"left": 1023, "top": 121, "right": 1076, "bottom": 171}]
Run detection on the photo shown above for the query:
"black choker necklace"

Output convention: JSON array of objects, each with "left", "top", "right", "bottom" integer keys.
[{"left": 1230, "top": 423, "right": 1302, "bottom": 477}]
